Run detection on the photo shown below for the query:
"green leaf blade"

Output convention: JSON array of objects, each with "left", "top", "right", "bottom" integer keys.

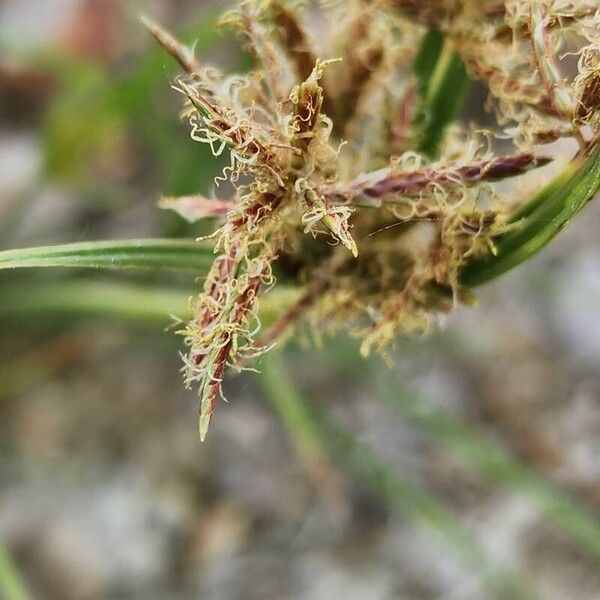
[
  {"left": 0, "top": 281, "right": 191, "bottom": 324},
  {"left": 259, "top": 352, "right": 533, "bottom": 600},
  {"left": 0, "top": 280, "right": 301, "bottom": 327},
  {"left": 0, "top": 239, "right": 215, "bottom": 272},
  {"left": 461, "top": 144, "right": 600, "bottom": 287},
  {"left": 413, "top": 29, "right": 445, "bottom": 96},
  {"left": 413, "top": 31, "right": 471, "bottom": 159}
]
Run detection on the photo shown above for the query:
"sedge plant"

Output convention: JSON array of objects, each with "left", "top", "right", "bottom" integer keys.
[{"left": 1, "top": 0, "right": 600, "bottom": 441}]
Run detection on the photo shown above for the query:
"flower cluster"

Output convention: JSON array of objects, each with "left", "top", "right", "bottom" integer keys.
[{"left": 145, "top": 0, "right": 600, "bottom": 439}]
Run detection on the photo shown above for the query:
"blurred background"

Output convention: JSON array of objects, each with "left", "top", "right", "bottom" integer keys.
[{"left": 0, "top": 1, "right": 599, "bottom": 598}]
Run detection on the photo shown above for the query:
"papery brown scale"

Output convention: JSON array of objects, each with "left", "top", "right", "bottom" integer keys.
[
  {"left": 232, "top": 7, "right": 286, "bottom": 102},
  {"left": 210, "top": 116, "right": 264, "bottom": 157},
  {"left": 458, "top": 46, "right": 562, "bottom": 118},
  {"left": 293, "top": 76, "right": 323, "bottom": 133},
  {"left": 230, "top": 192, "right": 282, "bottom": 229},
  {"left": 191, "top": 242, "right": 242, "bottom": 368},
  {"left": 233, "top": 276, "right": 262, "bottom": 320},
  {"left": 335, "top": 45, "right": 384, "bottom": 135},
  {"left": 494, "top": 6, "right": 599, "bottom": 43},
  {"left": 289, "top": 67, "right": 325, "bottom": 169},
  {"left": 578, "top": 73, "right": 600, "bottom": 121},
  {"left": 203, "top": 339, "right": 233, "bottom": 419},
  {"left": 532, "top": 128, "right": 571, "bottom": 144},
  {"left": 321, "top": 8, "right": 372, "bottom": 120},
  {"left": 159, "top": 195, "right": 234, "bottom": 223},
  {"left": 295, "top": 93, "right": 319, "bottom": 130},
  {"left": 258, "top": 279, "right": 329, "bottom": 348},
  {"left": 186, "top": 90, "right": 267, "bottom": 159},
  {"left": 461, "top": 154, "right": 552, "bottom": 181}
]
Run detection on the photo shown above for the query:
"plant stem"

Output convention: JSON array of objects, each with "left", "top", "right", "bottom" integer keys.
[
  {"left": 377, "top": 374, "right": 600, "bottom": 560},
  {"left": 259, "top": 351, "right": 534, "bottom": 600},
  {"left": 0, "top": 280, "right": 301, "bottom": 328}
]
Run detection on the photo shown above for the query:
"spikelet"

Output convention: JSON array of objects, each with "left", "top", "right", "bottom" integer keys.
[{"left": 145, "top": 0, "right": 600, "bottom": 439}]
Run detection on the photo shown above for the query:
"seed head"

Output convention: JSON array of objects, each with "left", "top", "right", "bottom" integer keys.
[{"left": 147, "top": 0, "right": 600, "bottom": 438}]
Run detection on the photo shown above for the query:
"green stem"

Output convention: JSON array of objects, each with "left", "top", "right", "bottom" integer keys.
[
  {"left": 0, "top": 280, "right": 301, "bottom": 327},
  {"left": 258, "top": 352, "right": 326, "bottom": 462},
  {"left": 378, "top": 376, "right": 600, "bottom": 559},
  {"left": 259, "top": 352, "right": 533, "bottom": 600},
  {"left": 0, "top": 280, "right": 189, "bottom": 324}
]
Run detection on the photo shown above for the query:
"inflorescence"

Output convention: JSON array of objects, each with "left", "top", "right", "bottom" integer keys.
[{"left": 145, "top": 0, "right": 600, "bottom": 439}]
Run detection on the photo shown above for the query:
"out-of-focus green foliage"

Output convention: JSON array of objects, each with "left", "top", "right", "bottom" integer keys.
[
  {"left": 42, "top": 11, "right": 226, "bottom": 197},
  {"left": 259, "top": 352, "right": 534, "bottom": 600},
  {"left": 0, "top": 543, "right": 29, "bottom": 600},
  {"left": 0, "top": 280, "right": 300, "bottom": 328}
]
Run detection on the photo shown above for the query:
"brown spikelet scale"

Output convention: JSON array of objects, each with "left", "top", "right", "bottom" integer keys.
[
  {"left": 578, "top": 73, "right": 600, "bottom": 121},
  {"left": 145, "top": 0, "right": 600, "bottom": 439}
]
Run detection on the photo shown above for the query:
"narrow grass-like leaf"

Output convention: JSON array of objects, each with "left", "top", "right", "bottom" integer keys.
[
  {"left": 506, "top": 163, "right": 575, "bottom": 224},
  {"left": 259, "top": 352, "right": 326, "bottom": 466},
  {"left": 0, "top": 239, "right": 214, "bottom": 272},
  {"left": 319, "top": 347, "right": 600, "bottom": 559},
  {"left": 414, "top": 31, "right": 471, "bottom": 159},
  {"left": 0, "top": 281, "right": 190, "bottom": 324},
  {"left": 378, "top": 375, "right": 600, "bottom": 560},
  {"left": 461, "top": 144, "right": 600, "bottom": 286},
  {"left": 259, "top": 352, "right": 533, "bottom": 600},
  {"left": 413, "top": 30, "right": 444, "bottom": 93},
  {"left": 0, "top": 280, "right": 301, "bottom": 327}
]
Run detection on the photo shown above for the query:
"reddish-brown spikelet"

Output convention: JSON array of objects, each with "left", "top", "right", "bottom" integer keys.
[
  {"left": 199, "top": 275, "right": 263, "bottom": 438},
  {"left": 141, "top": 15, "right": 200, "bottom": 74},
  {"left": 334, "top": 154, "right": 552, "bottom": 204}
]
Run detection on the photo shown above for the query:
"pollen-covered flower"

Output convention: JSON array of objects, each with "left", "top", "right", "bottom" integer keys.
[{"left": 145, "top": 0, "right": 600, "bottom": 439}]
